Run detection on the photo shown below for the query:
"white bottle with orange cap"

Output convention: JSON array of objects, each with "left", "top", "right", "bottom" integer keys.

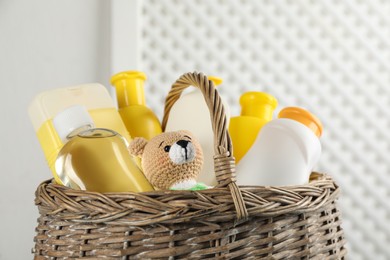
[{"left": 236, "top": 107, "right": 323, "bottom": 186}]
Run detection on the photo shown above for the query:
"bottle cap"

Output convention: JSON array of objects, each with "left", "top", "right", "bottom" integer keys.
[
  {"left": 208, "top": 76, "right": 223, "bottom": 87},
  {"left": 278, "top": 107, "right": 323, "bottom": 137},
  {"left": 110, "top": 71, "right": 147, "bottom": 107},
  {"left": 110, "top": 71, "right": 147, "bottom": 86},
  {"left": 53, "top": 105, "right": 94, "bottom": 142},
  {"left": 240, "top": 92, "right": 278, "bottom": 118}
]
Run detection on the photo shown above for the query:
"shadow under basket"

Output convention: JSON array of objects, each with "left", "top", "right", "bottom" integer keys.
[{"left": 33, "top": 72, "right": 347, "bottom": 259}]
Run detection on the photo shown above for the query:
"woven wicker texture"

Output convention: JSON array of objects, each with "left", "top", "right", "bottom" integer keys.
[{"left": 34, "top": 72, "right": 346, "bottom": 259}]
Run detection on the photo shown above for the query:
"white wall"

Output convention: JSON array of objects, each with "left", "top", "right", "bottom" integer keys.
[{"left": 0, "top": 0, "right": 111, "bottom": 258}]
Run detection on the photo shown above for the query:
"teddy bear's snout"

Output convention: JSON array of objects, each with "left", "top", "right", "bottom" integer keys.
[
  {"left": 169, "top": 140, "right": 196, "bottom": 165},
  {"left": 176, "top": 140, "right": 189, "bottom": 148}
]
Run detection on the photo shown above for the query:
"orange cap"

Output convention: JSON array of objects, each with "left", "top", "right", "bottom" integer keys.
[{"left": 278, "top": 107, "right": 323, "bottom": 137}]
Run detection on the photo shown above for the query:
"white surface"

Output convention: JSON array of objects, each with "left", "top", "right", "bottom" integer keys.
[
  {"left": 111, "top": 0, "right": 142, "bottom": 73},
  {"left": 140, "top": 0, "right": 390, "bottom": 259},
  {"left": 0, "top": 0, "right": 112, "bottom": 259}
]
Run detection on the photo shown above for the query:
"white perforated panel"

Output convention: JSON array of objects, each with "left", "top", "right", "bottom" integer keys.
[{"left": 140, "top": 1, "right": 390, "bottom": 259}]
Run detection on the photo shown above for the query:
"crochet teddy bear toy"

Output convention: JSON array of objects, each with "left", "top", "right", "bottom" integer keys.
[{"left": 128, "top": 130, "right": 207, "bottom": 190}]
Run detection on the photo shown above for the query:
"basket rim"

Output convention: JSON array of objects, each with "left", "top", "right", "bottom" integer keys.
[{"left": 35, "top": 172, "right": 340, "bottom": 226}]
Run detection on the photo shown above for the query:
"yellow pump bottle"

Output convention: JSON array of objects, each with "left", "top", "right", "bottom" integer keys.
[
  {"left": 111, "top": 71, "right": 162, "bottom": 140},
  {"left": 229, "top": 92, "right": 278, "bottom": 163}
]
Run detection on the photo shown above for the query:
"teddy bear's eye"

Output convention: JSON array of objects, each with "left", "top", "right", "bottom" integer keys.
[{"left": 164, "top": 145, "right": 171, "bottom": 152}]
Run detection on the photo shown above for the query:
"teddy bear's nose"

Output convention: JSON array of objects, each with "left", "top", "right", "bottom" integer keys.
[{"left": 176, "top": 140, "right": 189, "bottom": 148}]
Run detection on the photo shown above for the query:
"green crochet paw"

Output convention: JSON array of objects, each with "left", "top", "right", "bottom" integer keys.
[
  {"left": 170, "top": 182, "right": 209, "bottom": 191},
  {"left": 188, "top": 182, "right": 209, "bottom": 191}
]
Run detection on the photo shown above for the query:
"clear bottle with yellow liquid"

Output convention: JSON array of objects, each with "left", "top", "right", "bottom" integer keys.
[
  {"left": 28, "top": 84, "right": 132, "bottom": 184},
  {"left": 54, "top": 105, "right": 154, "bottom": 193},
  {"left": 110, "top": 71, "right": 162, "bottom": 140},
  {"left": 229, "top": 92, "right": 278, "bottom": 163}
]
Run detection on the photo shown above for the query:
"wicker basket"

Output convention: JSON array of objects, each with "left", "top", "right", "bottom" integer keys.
[{"left": 33, "top": 72, "right": 347, "bottom": 259}]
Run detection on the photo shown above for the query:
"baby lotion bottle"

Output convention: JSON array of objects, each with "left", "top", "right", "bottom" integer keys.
[
  {"left": 110, "top": 71, "right": 162, "bottom": 140},
  {"left": 54, "top": 105, "right": 154, "bottom": 193},
  {"left": 164, "top": 76, "right": 230, "bottom": 187},
  {"left": 28, "top": 84, "right": 131, "bottom": 184},
  {"left": 229, "top": 92, "right": 278, "bottom": 164},
  {"left": 236, "top": 107, "right": 323, "bottom": 186}
]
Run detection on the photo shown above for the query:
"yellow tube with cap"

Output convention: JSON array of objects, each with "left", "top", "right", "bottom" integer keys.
[{"left": 229, "top": 91, "right": 278, "bottom": 163}]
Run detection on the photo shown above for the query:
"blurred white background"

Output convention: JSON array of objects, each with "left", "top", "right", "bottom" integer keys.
[
  {"left": 0, "top": 0, "right": 389, "bottom": 259},
  {"left": 0, "top": 1, "right": 113, "bottom": 259}
]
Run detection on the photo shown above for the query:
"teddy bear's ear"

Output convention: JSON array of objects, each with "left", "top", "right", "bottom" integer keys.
[{"left": 128, "top": 137, "right": 148, "bottom": 157}]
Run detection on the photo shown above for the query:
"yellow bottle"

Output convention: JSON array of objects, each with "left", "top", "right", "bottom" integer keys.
[
  {"left": 229, "top": 92, "right": 278, "bottom": 163},
  {"left": 54, "top": 105, "right": 154, "bottom": 192},
  {"left": 111, "top": 71, "right": 162, "bottom": 140},
  {"left": 28, "top": 84, "right": 132, "bottom": 184}
]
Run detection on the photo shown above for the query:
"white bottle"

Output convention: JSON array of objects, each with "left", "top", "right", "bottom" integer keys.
[
  {"left": 236, "top": 107, "right": 323, "bottom": 186},
  {"left": 165, "top": 76, "right": 230, "bottom": 186}
]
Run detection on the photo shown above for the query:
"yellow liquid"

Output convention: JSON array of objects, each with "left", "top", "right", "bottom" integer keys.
[
  {"left": 55, "top": 129, "right": 154, "bottom": 193},
  {"left": 36, "top": 108, "right": 132, "bottom": 184}
]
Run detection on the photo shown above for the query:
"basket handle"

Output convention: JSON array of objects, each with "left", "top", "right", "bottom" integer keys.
[{"left": 162, "top": 72, "right": 248, "bottom": 221}]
